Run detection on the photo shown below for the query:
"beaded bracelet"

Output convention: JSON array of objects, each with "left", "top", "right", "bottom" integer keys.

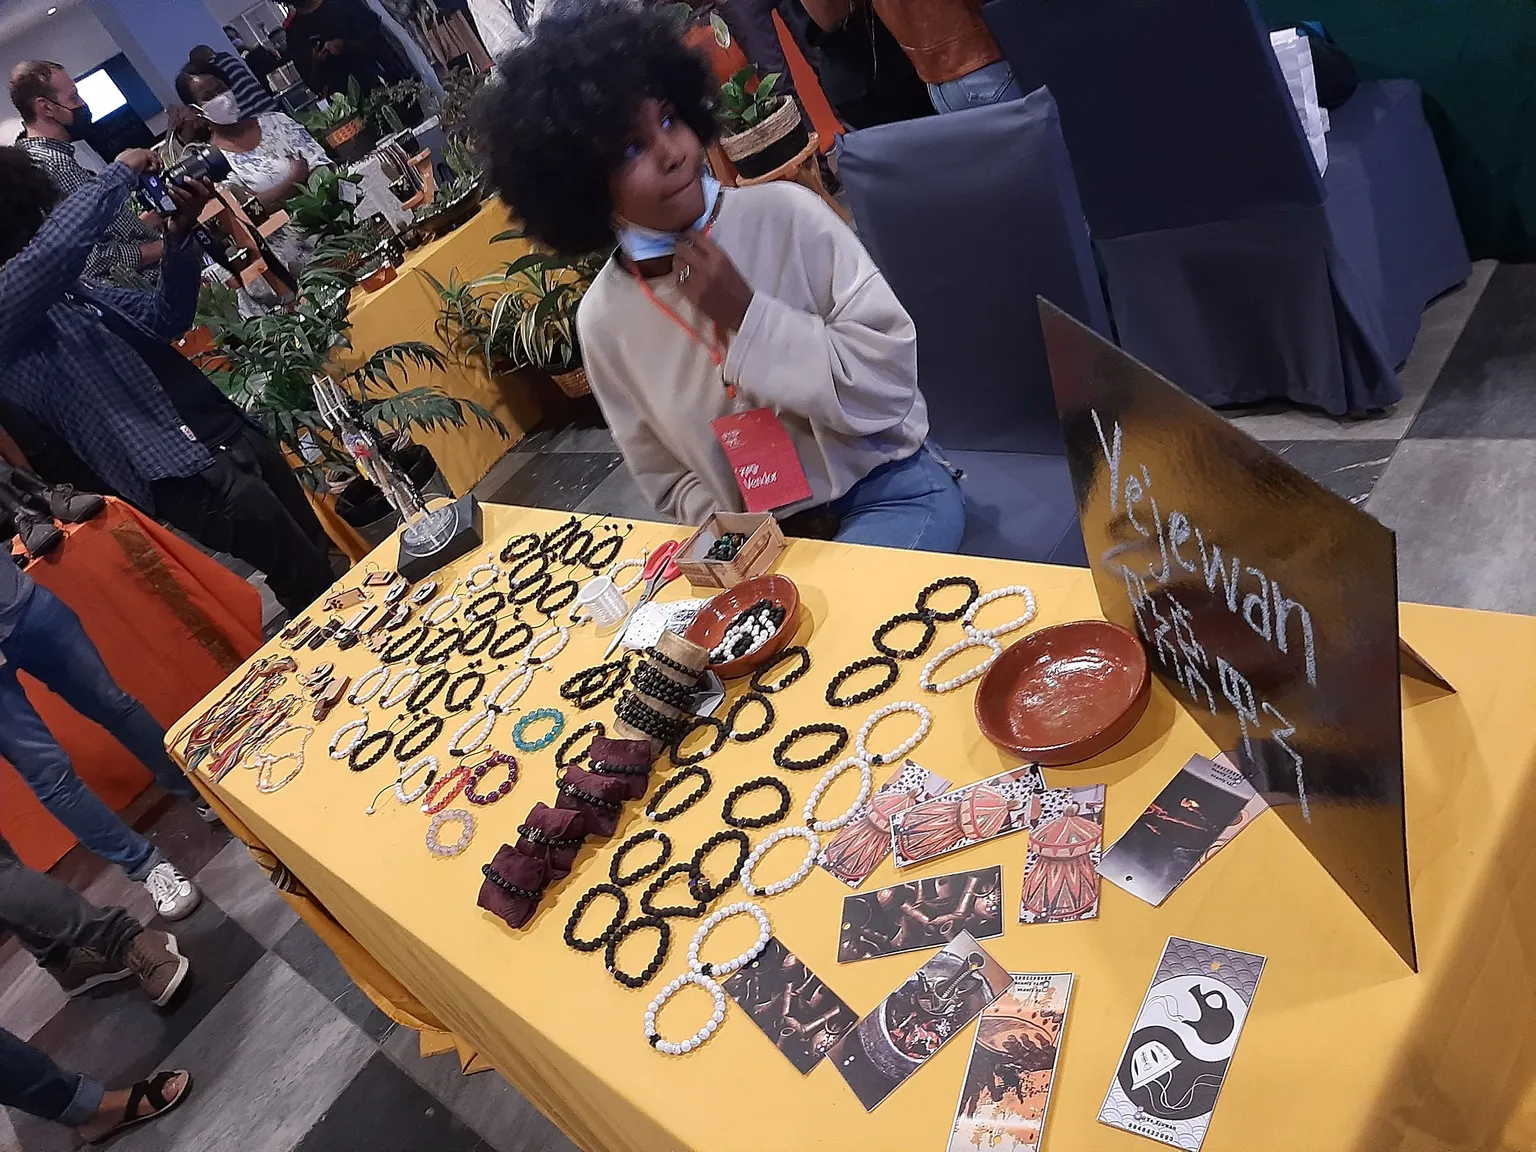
[
  {"left": 348, "top": 665, "right": 390, "bottom": 706},
  {"left": 421, "top": 595, "right": 463, "bottom": 628},
  {"left": 605, "top": 915, "right": 671, "bottom": 988},
  {"left": 583, "top": 532, "right": 623, "bottom": 571},
  {"left": 872, "top": 610, "right": 938, "bottom": 661},
  {"left": 367, "top": 756, "right": 438, "bottom": 813},
  {"left": 824, "top": 655, "right": 900, "bottom": 708},
  {"left": 609, "top": 555, "right": 645, "bottom": 593},
  {"left": 463, "top": 752, "right": 518, "bottom": 804},
  {"left": 329, "top": 713, "right": 370, "bottom": 759},
  {"left": 740, "top": 826, "right": 821, "bottom": 897},
  {"left": 724, "top": 691, "right": 775, "bottom": 742},
  {"left": 405, "top": 667, "right": 450, "bottom": 713},
  {"left": 485, "top": 665, "right": 537, "bottom": 715},
  {"left": 512, "top": 708, "right": 565, "bottom": 752},
  {"left": 856, "top": 701, "right": 933, "bottom": 766},
  {"left": 464, "top": 590, "right": 506, "bottom": 623},
  {"left": 521, "top": 626, "right": 570, "bottom": 666},
  {"left": 420, "top": 762, "right": 472, "bottom": 814},
  {"left": 644, "top": 971, "right": 727, "bottom": 1055},
  {"left": 416, "top": 628, "right": 463, "bottom": 666},
  {"left": 447, "top": 710, "right": 498, "bottom": 759},
  {"left": 688, "top": 902, "right": 771, "bottom": 977},
  {"left": 802, "top": 757, "right": 873, "bottom": 832},
  {"left": 510, "top": 571, "right": 552, "bottom": 606},
  {"left": 617, "top": 694, "right": 687, "bottom": 744},
  {"left": 722, "top": 776, "right": 791, "bottom": 830},
  {"left": 394, "top": 714, "right": 444, "bottom": 763},
  {"left": 559, "top": 528, "right": 595, "bottom": 567},
  {"left": 631, "top": 663, "right": 695, "bottom": 710},
  {"left": 348, "top": 728, "right": 394, "bottom": 772},
  {"left": 916, "top": 575, "right": 981, "bottom": 622},
  {"left": 611, "top": 829, "right": 672, "bottom": 886},
  {"left": 464, "top": 562, "right": 501, "bottom": 594},
  {"left": 518, "top": 819, "right": 587, "bottom": 850},
  {"left": 537, "top": 580, "right": 580, "bottom": 618},
  {"left": 559, "top": 779, "right": 623, "bottom": 812},
  {"left": 425, "top": 808, "right": 476, "bottom": 857},
  {"left": 750, "top": 645, "right": 810, "bottom": 694},
  {"left": 457, "top": 617, "right": 498, "bottom": 658},
  {"left": 772, "top": 723, "right": 849, "bottom": 771},
  {"left": 380, "top": 667, "right": 423, "bottom": 709},
  {"left": 555, "top": 721, "right": 606, "bottom": 772},
  {"left": 481, "top": 862, "right": 541, "bottom": 900},
  {"left": 688, "top": 829, "right": 751, "bottom": 903},
  {"left": 505, "top": 552, "right": 550, "bottom": 591},
  {"left": 669, "top": 716, "right": 726, "bottom": 767},
  {"left": 445, "top": 669, "right": 487, "bottom": 714},
  {"left": 640, "top": 862, "right": 709, "bottom": 919},
  {"left": 542, "top": 515, "right": 583, "bottom": 554},
  {"left": 646, "top": 765, "right": 712, "bottom": 822},
  {"left": 646, "top": 647, "right": 703, "bottom": 681},
  {"left": 565, "top": 883, "right": 628, "bottom": 952},
  {"left": 488, "top": 620, "right": 534, "bottom": 662},
  {"left": 381, "top": 623, "right": 430, "bottom": 664},
  {"left": 500, "top": 533, "right": 542, "bottom": 564},
  {"left": 962, "top": 584, "right": 1037, "bottom": 640},
  {"left": 560, "top": 659, "right": 629, "bottom": 709},
  {"left": 920, "top": 633, "right": 1003, "bottom": 693}
]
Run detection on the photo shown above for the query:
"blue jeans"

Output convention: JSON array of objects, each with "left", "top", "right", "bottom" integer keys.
[
  {"left": 0, "top": 586, "right": 196, "bottom": 879},
  {"left": 927, "top": 60, "right": 1024, "bottom": 114},
  {"left": 0, "top": 1027, "right": 102, "bottom": 1125},
  {"left": 827, "top": 444, "right": 966, "bottom": 552}
]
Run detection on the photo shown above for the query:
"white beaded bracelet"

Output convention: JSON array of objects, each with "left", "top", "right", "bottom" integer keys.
[
  {"left": 919, "top": 634, "right": 1003, "bottom": 693},
  {"left": 485, "top": 665, "right": 536, "bottom": 713},
  {"left": 448, "top": 709, "right": 498, "bottom": 758},
  {"left": 521, "top": 625, "right": 570, "bottom": 666},
  {"left": 856, "top": 701, "right": 932, "bottom": 766},
  {"left": 396, "top": 755, "right": 438, "bottom": 803},
  {"left": 610, "top": 555, "right": 645, "bottom": 594},
  {"left": 740, "top": 826, "right": 821, "bottom": 897},
  {"left": 328, "top": 713, "right": 369, "bottom": 759},
  {"left": 463, "top": 563, "right": 501, "bottom": 593},
  {"left": 422, "top": 594, "right": 463, "bottom": 627},
  {"left": 379, "top": 667, "right": 421, "bottom": 709},
  {"left": 803, "top": 757, "right": 873, "bottom": 833},
  {"left": 644, "top": 971, "right": 727, "bottom": 1056},
  {"left": 425, "top": 808, "right": 476, "bottom": 857},
  {"left": 963, "top": 584, "right": 1037, "bottom": 640},
  {"left": 348, "top": 665, "right": 389, "bottom": 706},
  {"left": 687, "top": 902, "right": 772, "bottom": 977}
]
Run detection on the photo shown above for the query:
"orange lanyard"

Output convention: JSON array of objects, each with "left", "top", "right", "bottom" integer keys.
[{"left": 632, "top": 272, "right": 725, "bottom": 368}]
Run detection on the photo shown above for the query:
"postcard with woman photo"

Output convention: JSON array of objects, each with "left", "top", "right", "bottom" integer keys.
[
  {"left": 838, "top": 866, "right": 1004, "bottom": 962},
  {"left": 828, "top": 931, "right": 1010, "bottom": 1111},
  {"left": 721, "top": 936, "right": 859, "bottom": 1074}
]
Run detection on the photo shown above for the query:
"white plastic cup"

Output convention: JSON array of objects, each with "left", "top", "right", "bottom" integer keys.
[{"left": 575, "top": 575, "right": 628, "bottom": 630}]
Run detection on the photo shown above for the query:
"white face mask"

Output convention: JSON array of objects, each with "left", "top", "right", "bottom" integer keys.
[{"left": 198, "top": 91, "right": 243, "bottom": 126}]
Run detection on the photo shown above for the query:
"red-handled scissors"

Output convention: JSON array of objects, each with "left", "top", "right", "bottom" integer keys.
[{"left": 603, "top": 538, "right": 686, "bottom": 657}]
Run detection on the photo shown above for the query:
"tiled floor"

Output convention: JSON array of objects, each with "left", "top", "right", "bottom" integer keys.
[{"left": 4, "top": 255, "right": 1526, "bottom": 1151}]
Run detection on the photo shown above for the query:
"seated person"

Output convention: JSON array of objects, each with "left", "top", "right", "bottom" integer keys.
[{"left": 474, "top": 2, "right": 965, "bottom": 552}]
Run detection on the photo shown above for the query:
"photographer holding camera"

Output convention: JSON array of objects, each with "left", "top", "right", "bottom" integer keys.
[{"left": 0, "top": 145, "right": 335, "bottom": 615}]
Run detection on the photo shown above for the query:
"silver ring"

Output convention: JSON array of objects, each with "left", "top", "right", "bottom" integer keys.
[{"left": 677, "top": 266, "right": 691, "bottom": 285}]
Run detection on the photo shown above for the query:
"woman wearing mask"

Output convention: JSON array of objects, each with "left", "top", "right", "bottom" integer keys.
[
  {"left": 174, "top": 65, "right": 331, "bottom": 308},
  {"left": 474, "top": 3, "right": 966, "bottom": 552}
]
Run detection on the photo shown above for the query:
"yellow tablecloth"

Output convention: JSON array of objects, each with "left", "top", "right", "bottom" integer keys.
[
  {"left": 168, "top": 505, "right": 1536, "bottom": 1152},
  {"left": 339, "top": 202, "right": 540, "bottom": 496}
]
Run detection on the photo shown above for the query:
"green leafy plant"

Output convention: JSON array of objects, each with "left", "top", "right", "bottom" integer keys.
[
  {"left": 438, "top": 66, "right": 489, "bottom": 148},
  {"left": 286, "top": 167, "right": 363, "bottom": 236},
  {"left": 365, "top": 76, "right": 428, "bottom": 136},
  {"left": 718, "top": 67, "right": 783, "bottom": 134},
  {"left": 301, "top": 77, "right": 365, "bottom": 137},
  {"left": 203, "top": 262, "right": 504, "bottom": 491},
  {"left": 660, "top": 2, "right": 731, "bottom": 45}
]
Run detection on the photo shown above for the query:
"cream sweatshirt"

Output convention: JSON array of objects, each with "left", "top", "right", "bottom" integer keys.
[{"left": 576, "top": 180, "right": 928, "bottom": 525}]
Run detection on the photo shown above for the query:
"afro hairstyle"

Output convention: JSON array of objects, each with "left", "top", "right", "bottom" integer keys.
[
  {"left": 0, "top": 147, "right": 62, "bottom": 266},
  {"left": 473, "top": 2, "right": 718, "bottom": 257}
]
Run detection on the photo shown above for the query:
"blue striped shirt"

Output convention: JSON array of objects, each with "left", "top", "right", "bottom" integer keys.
[{"left": 209, "top": 51, "right": 281, "bottom": 118}]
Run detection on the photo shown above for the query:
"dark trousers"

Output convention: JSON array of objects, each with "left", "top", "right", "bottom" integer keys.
[
  {"left": 151, "top": 424, "right": 334, "bottom": 616},
  {"left": 0, "top": 834, "right": 140, "bottom": 975},
  {"left": 0, "top": 1027, "right": 101, "bottom": 1124}
]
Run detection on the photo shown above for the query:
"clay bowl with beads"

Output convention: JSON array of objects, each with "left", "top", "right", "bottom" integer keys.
[
  {"left": 684, "top": 575, "right": 800, "bottom": 680},
  {"left": 975, "top": 620, "right": 1150, "bottom": 765}
]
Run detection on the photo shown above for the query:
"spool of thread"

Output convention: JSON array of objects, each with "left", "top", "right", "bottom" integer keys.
[{"left": 574, "top": 575, "right": 627, "bottom": 630}]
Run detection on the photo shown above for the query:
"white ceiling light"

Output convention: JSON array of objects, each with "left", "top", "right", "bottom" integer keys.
[{"left": 47, "top": 6, "right": 59, "bottom": 13}]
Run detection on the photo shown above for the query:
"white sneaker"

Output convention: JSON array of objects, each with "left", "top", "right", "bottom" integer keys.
[{"left": 142, "top": 862, "right": 202, "bottom": 921}]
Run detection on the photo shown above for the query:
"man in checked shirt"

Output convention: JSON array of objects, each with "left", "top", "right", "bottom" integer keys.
[{"left": 10, "top": 61, "right": 165, "bottom": 285}]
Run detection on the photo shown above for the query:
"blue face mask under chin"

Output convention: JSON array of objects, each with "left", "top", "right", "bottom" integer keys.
[{"left": 614, "top": 173, "right": 722, "bottom": 262}]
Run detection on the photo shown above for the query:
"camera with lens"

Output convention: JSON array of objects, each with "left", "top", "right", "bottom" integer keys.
[{"left": 138, "top": 143, "right": 231, "bottom": 215}]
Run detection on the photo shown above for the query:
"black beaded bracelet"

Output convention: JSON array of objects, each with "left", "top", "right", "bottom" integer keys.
[
  {"left": 565, "top": 883, "right": 628, "bottom": 952},
  {"left": 488, "top": 620, "right": 534, "bottom": 662},
  {"left": 394, "top": 714, "right": 443, "bottom": 762},
  {"left": 465, "top": 590, "right": 507, "bottom": 622},
  {"left": 640, "top": 861, "right": 708, "bottom": 918},
  {"left": 773, "top": 723, "right": 850, "bottom": 771},
  {"left": 632, "top": 663, "right": 695, "bottom": 709},
  {"left": 669, "top": 717, "right": 727, "bottom": 767},
  {"left": 825, "top": 655, "right": 900, "bottom": 708},
  {"left": 604, "top": 915, "right": 670, "bottom": 988},
  {"left": 482, "top": 864, "right": 542, "bottom": 901},
  {"left": 555, "top": 721, "right": 605, "bottom": 772},
  {"left": 560, "top": 659, "right": 629, "bottom": 709},
  {"left": 510, "top": 571, "right": 552, "bottom": 606},
  {"left": 873, "top": 610, "right": 938, "bottom": 661},
  {"left": 916, "top": 575, "right": 980, "bottom": 622},
  {"left": 559, "top": 780, "right": 622, "bottom": 812},
  {"left": 688, "top": 829, "right": 751, "bottom": 902},
  {"left": 750, "top": 645, "right": 810, "bottom": 694},
  {"left": 444, "top": 669, "right": 486, "bottom": 714},
  {"left": 645, "top": 647, "right": 703, "bottom": 681},
  {"left": 582, "top": 532, "right": 623, "bottom": 571},
  {"left": 646, "top": 765, "right": 712, "bottom": 821},
  {"left": 537, "top": 579, "right": 579, "bottom": 617},
  {"left": 542, "top": 515, "right": 582, "bottom": 554},
  {"left": 722, "top": 776, "right": 791, "bottom": 829},
  {"left": 611, "top": 829, "right": 672, "bottom": 886},
  {"left": 724, "top": 691, "right": 775, "bottom": 742},
  {"left": 348, "top": 728, "right": 394, "bottom": 772},
  {"left": 617, "top": 694, "right": 687, "bottom": 744},
  {"left": 518, "top": 821, "right": 587, "bottom": 850},
  {"left": 559, "top": 529, "right": 595, "bottom": 567},
  {"left": 457, "top": 617, "right": 498, "bottom": 658},
  {"left": 506, "top": 552, "right": 550, "bottom": 590},
  {"left": 405, "top": 667, "right": 450, "bottom": 713},
  {"left": 416, "top": 627, "right": 463, "bottom": 666},
  {"left": 381, "top": 623, "right": 429, "bottom": 664},
  {"left": 500, "top": 533, "right": 542, "bottom": 564}
]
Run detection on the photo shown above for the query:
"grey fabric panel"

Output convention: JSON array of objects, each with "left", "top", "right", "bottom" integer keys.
[
  {"left": 950, "top": 450, "right": 1084, "bottom": 565},
  {"left": 839, "top": 90, "right": 1108, "bottom": 457}
]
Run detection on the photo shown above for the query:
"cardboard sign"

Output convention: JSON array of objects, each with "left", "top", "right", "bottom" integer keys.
[{"left": 1041, "top": 300, "right": 1419, "bottom": 969}]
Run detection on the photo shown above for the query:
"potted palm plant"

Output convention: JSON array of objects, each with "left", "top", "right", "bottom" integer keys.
[{"left": 718, "top": 67, "right": 808, "bottom": 179}]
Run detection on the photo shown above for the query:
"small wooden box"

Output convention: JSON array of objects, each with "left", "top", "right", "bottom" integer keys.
[{"left": 676, "top": 513, "right": 785, "bottom": 590}]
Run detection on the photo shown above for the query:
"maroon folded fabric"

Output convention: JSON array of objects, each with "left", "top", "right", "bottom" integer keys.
[
  {"left": 514, "top": 801, "right": 587, "bottom": 879},
  {"left": 588, "top": 735, "right": 653, "bottom": 768},
  {"left": 554, "top": 765, "right": 630, "bottom": 836},
  {"left": 477, "top": 847, "right": 552, "bottom": 929}
]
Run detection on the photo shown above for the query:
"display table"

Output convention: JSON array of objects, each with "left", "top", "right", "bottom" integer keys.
[
  {"left": 4, "top": 499, "right": 262, "bottom": 870},
  {"left": 168, "top": 504, "right": 1536, "bottom": 1152},
  {"left": 338, "top": 202, "right": 541, "bottom": 497}
]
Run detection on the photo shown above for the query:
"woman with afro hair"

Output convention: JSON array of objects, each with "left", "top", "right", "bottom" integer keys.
[{"left": 475, "top": 2, "right": 964, "bottom": 551}]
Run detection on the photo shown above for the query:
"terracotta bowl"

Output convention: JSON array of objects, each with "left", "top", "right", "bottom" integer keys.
[
  {"left": 683, "top": 574, "right": 800, "bottom": 679},
  {"left": 975, "top": 620, "right": 1150, "bottom": 766}
]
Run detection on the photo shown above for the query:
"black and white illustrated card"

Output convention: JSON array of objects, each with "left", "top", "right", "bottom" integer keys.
[{"left": 1098, "top": 936, "right": 1266, "bottom": 1151}]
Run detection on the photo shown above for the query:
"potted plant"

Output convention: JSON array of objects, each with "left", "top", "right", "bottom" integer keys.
[
  {"left": 302, "top": 79, "right": 377, "bottom": 164},
  {"left": 366, "top": 77, "right": 429, "bottom": 151},
  {"left": 286, "top": 168, "right": 385, "bottom": 271},
  {"left": 717, "top": 67, "right": 808, "bottom": 179},
  {"left": 202, "top": 262, "right": 506, "bottom": 537}
]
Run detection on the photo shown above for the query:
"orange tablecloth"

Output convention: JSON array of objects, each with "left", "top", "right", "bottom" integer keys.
[{"left": 1, "top": 499, "right": 263, "bottom": 869}]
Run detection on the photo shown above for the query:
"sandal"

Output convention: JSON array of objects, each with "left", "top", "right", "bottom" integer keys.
[{"left": 85, "top": 1069, "right": 193, "bottom": 1144}]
